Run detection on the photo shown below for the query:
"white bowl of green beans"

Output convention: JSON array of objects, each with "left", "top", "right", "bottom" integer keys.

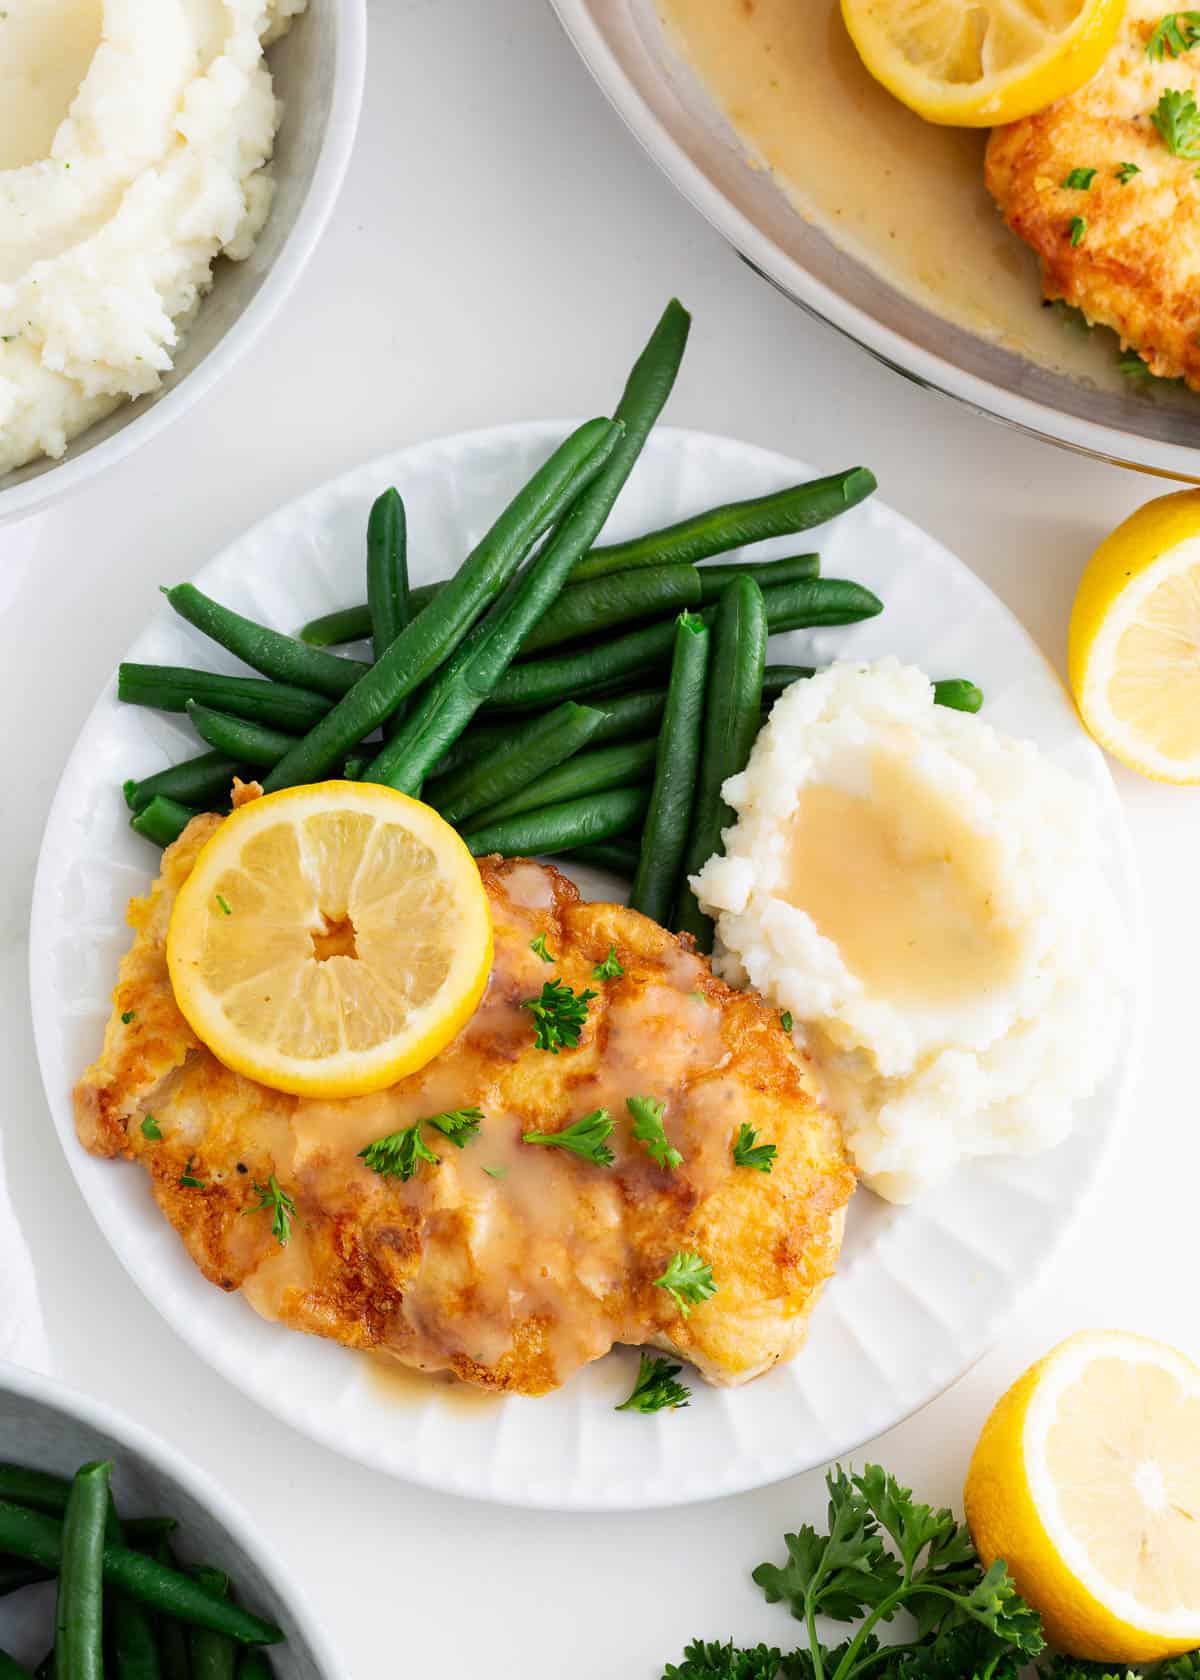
[{"left": 0, "top": 1361, "right": 339, "bottom": 1679}]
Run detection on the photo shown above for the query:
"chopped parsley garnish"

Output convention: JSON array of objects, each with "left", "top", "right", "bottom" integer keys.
[
  {"left": 627, "top": 1095, "right": 682, "bottom": 1171},
  {"left": 242, "top": 1174, "right": 295, "bottom": 1246},
  {"left": 121, "top": 1010, "right": 136, "bottom": 1025},
  {"left": 732, "top": 1123, "right": 777, "bottom": 1174},
  {"left": 592, "top": 944, "right": 624, "bottom": 981},
  {"left": 522, "top": 1108, "right": 614, "bottom": 1166},
  {"left": 616, "top": 1353, "right": 691, "bottom": 1414},
  {"left": 1152, "top": 87, "right": 1200, "bottom": 156},
  {"left": 529, "top": 932, "right": 555, "bottom": 963},
  {"left": 140, "top": 1114, "right": 162, "bottom": 1142},
  {"left": 1115, "top": 160, "right": 1142, "bottom": 183},
  {"left": 482, "top": 1164, "right": 507, "bottom": 1180},
  {"left": 359, "top": 1122, "right": 440, "bottom": 1182},
  {"left": 1148, "top": 10, "right": 1200, "bottom": 58},
  {"left": 215, "top": 893, "right": 232, "bottom": 916},
  {"left": 521, "top": 978, "right": 596, "bottom": 1053},
  {"left": 179, "top": 1156, "right": 205, "bottom": 1188},
  {"left": 1068, "top": 216, "right": 1088, "bottom": 247},
  {"left": 1062, "top": 166, "right": 1097, "bottom": 189},
  {"left": 780, "top": 1011, "right": 793, "bottom": 1033},
  {"left": 653, "top": 1251, "right": 716, "bottom": 1317},
  {"left": 425, "top": 1107, "right": 483, "bottom": 1147}
]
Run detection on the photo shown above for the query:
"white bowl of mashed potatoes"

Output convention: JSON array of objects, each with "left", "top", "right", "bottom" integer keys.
[
  {"left": 0, "top": 0, "right": 366, "bottom": 522},
  {"left": 694, "top": 660, "right": 1128, "bottom": 1204}
]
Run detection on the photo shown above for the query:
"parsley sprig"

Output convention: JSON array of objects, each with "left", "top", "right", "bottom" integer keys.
[
  {"left": 359, "top": 1108, "right": 482, "bottom": 1182},
  {"left": 522, "top": 978, "right": 596, "bottom": 1052},
  {"left": 1153, "top": 87, "right": 1200, "bottom": 156},
  {"left": 653, "top": 1251, "right": 716, "bottom": 1317},
  {"left": 529, "top": 932, "right": 555, "bottom": 963},
  {"left": 593, "top": 944, "right": 624, "bottom": 981},
  {"left": 628, "top": 1095, "right": 682, "bottom": 1171},
  {"left": 1148, "top": 11, "right": 1200, "bottom": 58},
  {"left": 616, "top": 1353, "right": 691, "bottom": 1413},
  {"left": 523, "top": 1108, "right": 614, "bottom": 1166},
  {"left": 732, "top": 1123, "right": 777, "bottom": 1173},
  {"left": 242, "top": 1174, "right": 296, "bottom": 1246}
]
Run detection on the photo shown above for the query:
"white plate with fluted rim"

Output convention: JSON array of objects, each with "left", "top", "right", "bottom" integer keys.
[{"left": 30, "top": 423, "right": 1144, "bottom": 1510}]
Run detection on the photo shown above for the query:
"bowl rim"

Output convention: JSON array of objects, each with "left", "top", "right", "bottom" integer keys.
[
  {"left": 0, "top": 0, "right": 370, "bottom": 527},
  {"left": 0, "top": 1355, "right": 345, "bottom": 1675},
  {"left": 546, "top": 0, "right": 1200, "bottom": 483}
]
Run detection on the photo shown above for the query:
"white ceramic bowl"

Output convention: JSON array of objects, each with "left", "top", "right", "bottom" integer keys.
[
  {"left": 0, "top": 1359, "right": 340, "bottom": 1675},
  {"left": 548, "top": 0, "right": 1200, "bottom": 480},
  {"left": 0, "top": 1, "right": 368, "bottom": 526}
]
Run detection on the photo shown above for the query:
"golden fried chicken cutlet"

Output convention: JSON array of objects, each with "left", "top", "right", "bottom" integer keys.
[
  {"left": 75, "top": 822, "right": 853, "bottom": 1396},
  {"left": 987, "top": 0, "right": 1200, "bottom": 386}
]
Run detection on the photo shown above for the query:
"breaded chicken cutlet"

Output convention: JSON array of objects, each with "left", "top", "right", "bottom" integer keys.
[
  {"left": 75, "top": 821, "right": 854, "bottom": 1397},
  {"left": 987, "top": 0, "right": 1200, "bottom": 387}
]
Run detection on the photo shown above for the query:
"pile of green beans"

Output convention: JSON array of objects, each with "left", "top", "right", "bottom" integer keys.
[
  {"left": 0, "top": 1458, "right": 282, "bottom": 1679},
  {"left": 113, "top": 296, "right": 984, "bottom": 915}
]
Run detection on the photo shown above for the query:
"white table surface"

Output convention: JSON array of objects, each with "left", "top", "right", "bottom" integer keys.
[{"left": 3, "top": 1, "right": 1198, "bottom": 1673}]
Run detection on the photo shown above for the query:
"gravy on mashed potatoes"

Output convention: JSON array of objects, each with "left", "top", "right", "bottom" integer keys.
[
  {"left": 693, "top": 660, "right": 1126, "bottom": 1202},
  {"left": 0, "top": 0, "right": 304, "bottom": 476}
]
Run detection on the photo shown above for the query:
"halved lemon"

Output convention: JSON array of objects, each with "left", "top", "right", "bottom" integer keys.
[
  {"left": 840, "top": 0, "right": 1125, "bottom": 126},
  {"left": 965, "top": 1331, "right": 1200, "bottom": 1664},
  {"left": 166, "top": 782, "right": 492, "bottom": 1099},
  {"left": 1069, "top": 489, "right": 1200, "bottom": 783}
]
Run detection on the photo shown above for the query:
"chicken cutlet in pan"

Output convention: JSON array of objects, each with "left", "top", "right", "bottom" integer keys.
[
  {"left": 75, "top": 821, "right": 854, "bottom": 1397},
  {"left": 987, "top": 0, "right": 1200, "bottom": 387}
]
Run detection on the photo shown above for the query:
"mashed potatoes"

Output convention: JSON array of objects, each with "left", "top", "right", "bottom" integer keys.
[
  {"left": 0, "top": 0, "right": 305, "bottom": 477},
  {"left": 693, "top": 660, "right": 1125, "bottom": 1202}
]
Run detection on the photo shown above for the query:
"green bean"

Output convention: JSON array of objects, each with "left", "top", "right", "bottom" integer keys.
[
  {"left": 427, "top": 703, "right": 605, "bottom": 825},
  {"left": 118, "top": 667, "right": 332, "bottom": 733},
  {"left": 236, "top": 1654, "right": 272, "bottom": 1680},
  {"left": 630, "top": 614, "right": 710, "bottom": 924},
  {"left": 588, "top": 690, "right": 669, "bottom": 745},
  {"left": 124, "top": 754, "right": 247, "bottom": 816},
  {"left": 0, "top": 1652, "right": 34, "bottom": 1680},
  {"left": 675, "top": 578, "right": 768, "bottom": 948},
  {"left": 33, "top": 1654, "right": 53, "bottom": 1680},
  {"left": 154, "top": 1542, "right": 190, "bottom": 1680},
  {"left": 933, "top": 677, "right": 984, "bottom": 713},
  {"left": 565, "top": 841, "right": 640, "bottom": 875},
  {"left": 518, "top": 563, "right": 700, "bottom": 655},
  {"left": 0, "top": 1562, "right": 51, "bottom": 1595},
  {"left": 467, "top": 738, "right": 658, "bottom": 827},
  {"left": 367, "top": 488, "right": 410, "bottom": 737},
  {"left": 489, "top": 577, "right": 878, "bottom": 710},
  {"left": 696, "top": 553, "right": 818, "bottom": 603},
  {"left": 188, "top": 1569, "right": 234, "bottom": 1680},
  {"left": 185, "top": 704, "right": 297, "bottom": 769},
  {"left": 0, "top": 1466, "right": 69, "bottom": 1516},
  {"left": 298, "top": 584, "right": 439, "bottom": 647},
  {"left": 106, "top": 1505, "right": 162, "bottom": 1680},
  {"left": 55, "top": 1460, "right": 110, "bottom": 1680},
  {"left": 165, "top": 586, "right": 368, "bottom": 700},
  {"left": 365, "top": 300, "right": 690, "bottom": 794},
  {"left": 263, "top": 416, "right": 623, "bottom": 793},
  {"left": 0, "top": 1502, "right": 282, "bottom": 1645},
  {"left": 123, "top": 1519, "right": 179, "bottom": 1550},
  {"left": 762, "top": 664, "right": 815, "bottom": 698},
  {"left": 295, "top": 604, "right": 373, "bottom": 647},
  {"left": 463, "top": 786, "right": 649, "bottom": 858},
  {"left": 576, "top": 467, "right": 876, "bottom": 580},
  {"left": 130, "top": 797, "right": 196, "bottom": 849}
]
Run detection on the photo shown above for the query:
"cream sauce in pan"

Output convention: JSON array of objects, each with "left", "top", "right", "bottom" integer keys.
[{"left": 655, "top": 0, "right": 1130, "bottom": 388}]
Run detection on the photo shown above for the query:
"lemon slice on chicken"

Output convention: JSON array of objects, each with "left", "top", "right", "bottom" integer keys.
[
  {"left": 1070, "top": 489, "right": 1200, "bottom": 783},
  {"left": 840, "top": 0, "right": 1125, "bottom": 126},
  {"left": 965, "top": 1330, "right": 1200, "bottom": 1665},
  {"left": 166, "top": 782, "right": 492, "bottom": 1098}
]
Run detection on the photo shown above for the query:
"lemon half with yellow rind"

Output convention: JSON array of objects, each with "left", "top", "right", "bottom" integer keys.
[
  {"left": 840, "top": 0, "right": 1125, "bottom": 127},
  {"left": 166, "top": 782, "right": 493, "bottom": 1099},
  {"left": 965, "top": 1330, "right": 1200, "bottom": 1665},
  {"left": 1069, "top": 489, "right": 1200, "bottom": 783}
]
